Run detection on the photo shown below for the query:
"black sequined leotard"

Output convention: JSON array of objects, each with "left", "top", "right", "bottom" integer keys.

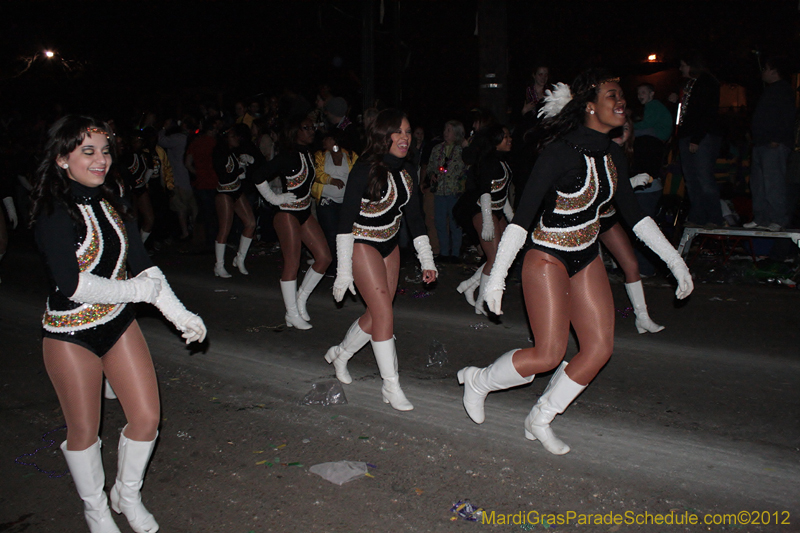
[
  {"left": 338, "top": 154, "right": 427, "bottom": 258},
  {"left": 465, "top": 151, "right": 512, "bottom": 222},
  {"left": 35, "top": 182, "right": 154, "bottom": 356},
  {"left": 253, "top": 148, "right": 315, "bottom": 225},
  {"left": 512, "top": 126, "right": 645, "bottom": 276},
  {"left": 212, "top": 145, "right": 245, "bottom": 200}
]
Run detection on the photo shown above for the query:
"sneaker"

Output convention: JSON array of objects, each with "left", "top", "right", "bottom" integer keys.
[
  {"left": 743, "top": 221, "right": 759, "bottom": 229},
  {"left": 765, "top": 223, "right": 783, "bottom": 232}
]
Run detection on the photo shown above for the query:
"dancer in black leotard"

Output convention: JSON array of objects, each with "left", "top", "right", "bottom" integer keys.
[
  {"left": 31, "top": 115, "right": 206, "bottom": 533},
  {"left": 252, "top": 117, "right": 332, "bottom": 330},
  {"left": 326, "top": 109, "right": 437, "bottom": 411},
  {"left": 454, "top": 124, "right": 515, "bottom": 315},
  {"left": 457, "top": 70, "right": 693, "bottom": 455}
]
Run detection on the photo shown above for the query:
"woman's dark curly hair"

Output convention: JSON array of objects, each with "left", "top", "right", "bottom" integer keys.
[
  {"left": 29, "top": 115, "right": 128, "bottom": 228},
  {"left": 362, "top": 108, "right": 407, "bottom": 201},
  {"left": 538, "top": 68, "right": 618, "bottom": 149}
]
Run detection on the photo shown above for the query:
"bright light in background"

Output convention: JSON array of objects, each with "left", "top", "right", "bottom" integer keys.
[
  {"left": 44, "top": 50, "right": 55, "bottom": 58},
  {"left": 647, "top": 54, "right": 657, "bottom": 62}
]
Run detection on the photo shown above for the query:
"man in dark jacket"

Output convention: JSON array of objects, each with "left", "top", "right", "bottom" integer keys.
[{"left": 746, "top": 55, "right": 796, "bottom": 231}]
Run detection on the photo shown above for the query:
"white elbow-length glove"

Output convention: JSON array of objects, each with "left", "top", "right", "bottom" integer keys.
[
  {"left": 333, "top": 233, "right": 356, "bottom": 302},
  {"left": 144, "top": 267, "right": 207, "bottom": 343},
  {"left": 238, "top": 154, "right": 255, "bottom": 167},
  {"left": 70, "top": 271, "right": 161, "bottom": 305},
  {"left": 502, "top": 199, "right": 514, "bottom": 223},
  {"left": 633, "top": 217, "right": 694, "bottom": 299},
  {"left": 479, "top": 193, "right": 495, "bottom": 241},
  {"left": 255, "top": 181, "right": 297, "bottom": 206},
  {"left": 483, "top": 224, "right": 528, "bottom": 315},
  {"left": 630, "top": 173, "right": 652, "bottom": 189},
  {"left": 412, "top": 235, "right": 438, "bottom": 274},
  {"left": 3, "top": 197, "right": 17, "bottom": 229}
]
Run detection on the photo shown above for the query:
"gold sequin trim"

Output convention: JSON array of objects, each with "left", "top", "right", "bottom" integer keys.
[
  {"left": 353, "top": 219, "right": 402, "bottom": 241},
  {"left": 554, "top": 155, "right": 599, "bottom": 214},
  {"left": 218, "top": 180, "right": 241, "bottom": 192},
  {"left": 282, "top": 194, "right": 311, "bottom": 210},
  {"left": 532, "top": 220, "right": 600, "bottom": 251},
  {"left": 286, "top": 153, "right": 311, "bottom": 189},
  {"left": 43, "top": 303, "right": 123, "bottom": 331}
]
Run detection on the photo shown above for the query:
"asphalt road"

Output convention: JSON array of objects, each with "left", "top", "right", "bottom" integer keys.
[{"left": 1, "top": 239, "right": 798, "bottom": 532}]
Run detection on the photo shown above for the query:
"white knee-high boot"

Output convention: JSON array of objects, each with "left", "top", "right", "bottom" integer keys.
[
  {"left": 60, "top": 439, "right": 122, "bottom": 533},
  {"left": 325, "top": 319, "right": 371, "bottom": 384},
  {"left": 625, "top": 280, "right": 664, "bottom": 333},
  {"left": 214, "top": 242, "right": 231, "bottom": 278},
  {"left": 523, "top": 362, "right": 586, "bottom": 455},
  {"left": 456, "top": 263, "right": 485, "bottom": 306},
  {"left": 371, "top": 338, "right": 413, "bottom": 411},
  {"left": 232, "top": 236, "right": 252, "bottom": 275},
  {"left": 296, "top": 268, "right": 324, "bottom": 321},
  {"left": 280, "top": 280, "right": 312, "bottom": 330},
  {"left": 109, "top": 429, "right": 159, "bottom": 533},
  {"left": 457, "top": 349, "right": 534, "bottom": 424}
]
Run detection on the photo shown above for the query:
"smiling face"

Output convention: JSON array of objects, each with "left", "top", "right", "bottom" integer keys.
[
  {"left": 585, "top": 81, "right": 626, "bottom": 134},
  {"left": 389, "top": 118, "right": 412, "bottom": 158},
  {"left": 57, "top": 132, "right": 112, "bottom": 188},
  {"left": 496, "top": 128, "right": 512, "bottom": 152},
  {"left": 637, "top": 86, "right": 654, "bottom": 105}
]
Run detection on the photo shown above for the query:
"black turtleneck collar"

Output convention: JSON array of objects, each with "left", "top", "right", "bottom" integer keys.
[
  {"left": 69, "top": 180, "right": 102, "bottom": 203},
  {"left": 563, "top": 125, "right": 613, "bottom": 155},
  {"left": 383, "top": 153, "right": 406, "bottom": 171},
  {"left": 494, "top": 149, "right": 510, "bottom": 162}
]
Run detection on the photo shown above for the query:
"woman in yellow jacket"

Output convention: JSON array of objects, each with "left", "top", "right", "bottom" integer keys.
[{"left": 313, "top": 133, "right": 358, "bottom": 275}]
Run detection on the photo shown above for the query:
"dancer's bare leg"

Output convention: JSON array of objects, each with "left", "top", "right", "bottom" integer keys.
[{"left": 353, "top": 244, "right": 399, "bottom": 341}]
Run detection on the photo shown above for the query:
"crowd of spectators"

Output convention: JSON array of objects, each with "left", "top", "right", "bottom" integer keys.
[{"left": 2, "top": 56, "right": 799, "bottom": 281}]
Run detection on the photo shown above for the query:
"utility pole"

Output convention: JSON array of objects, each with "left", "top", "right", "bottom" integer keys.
[{"left": 477, "top": 0, "right": 509, "bottom": 124}]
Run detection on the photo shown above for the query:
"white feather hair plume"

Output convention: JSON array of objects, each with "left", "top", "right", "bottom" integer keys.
[{"left": 537, "top": 82, "right": 573, "bottom": 119}]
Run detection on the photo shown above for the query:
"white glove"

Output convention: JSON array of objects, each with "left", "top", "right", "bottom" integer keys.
[
  {"left": 502, "top": 199, "right": 514, "bottom": 223},
  {"left": 238, "top": 154, "right": 254, "bottom": 167},
  {"left": 412, "top": 235, "right": 438, "bottom": 274},
  {"left": 3, "top": 197, "right": 17, "bottom": 229},
  {"left": 483, "top": 224, "right": 528, "bottom": 315},
  {"left": 630, "top": 173, "right": 652, "bottom": 189},
  {"left": 256, "top": 181, "right": 297, "bottom": 206},
  {"left": 333, "top": 233, "right": 356, "bottom": 302},
  {"left": 70, "top": 271, "right": 161, "bottom": 305},
  {"left": 479, "top": 194, "right": 494, "bottom": 241},
  {"left": 144, "top": 267, "right": 207, "bottom": 343},
  {"left": 633, "top": 217, "right": 694, "bottom": 299}
]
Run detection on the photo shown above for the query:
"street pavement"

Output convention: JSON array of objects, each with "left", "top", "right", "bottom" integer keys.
[{"left": 1, "top": 237, "right": 798, "bottom": 531}]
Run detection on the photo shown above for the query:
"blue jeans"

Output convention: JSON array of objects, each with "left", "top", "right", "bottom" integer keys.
[
  {"left": 679, "top": 135, "right": 724, "bottom": 225},
  {"left": 434, "top": 194, "right": 462, "bottom": 257},
  {"left": 751, "top": 144, "right": 790, "bottom": 227}
]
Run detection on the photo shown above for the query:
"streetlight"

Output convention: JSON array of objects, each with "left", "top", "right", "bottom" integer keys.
[{"left": 44, "top": 50, "right": 55, "bottom": 58}]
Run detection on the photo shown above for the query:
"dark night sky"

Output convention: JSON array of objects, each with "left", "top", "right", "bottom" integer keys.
[{"left": 1, "top": 0, "right": 798, "bottom": 131}]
